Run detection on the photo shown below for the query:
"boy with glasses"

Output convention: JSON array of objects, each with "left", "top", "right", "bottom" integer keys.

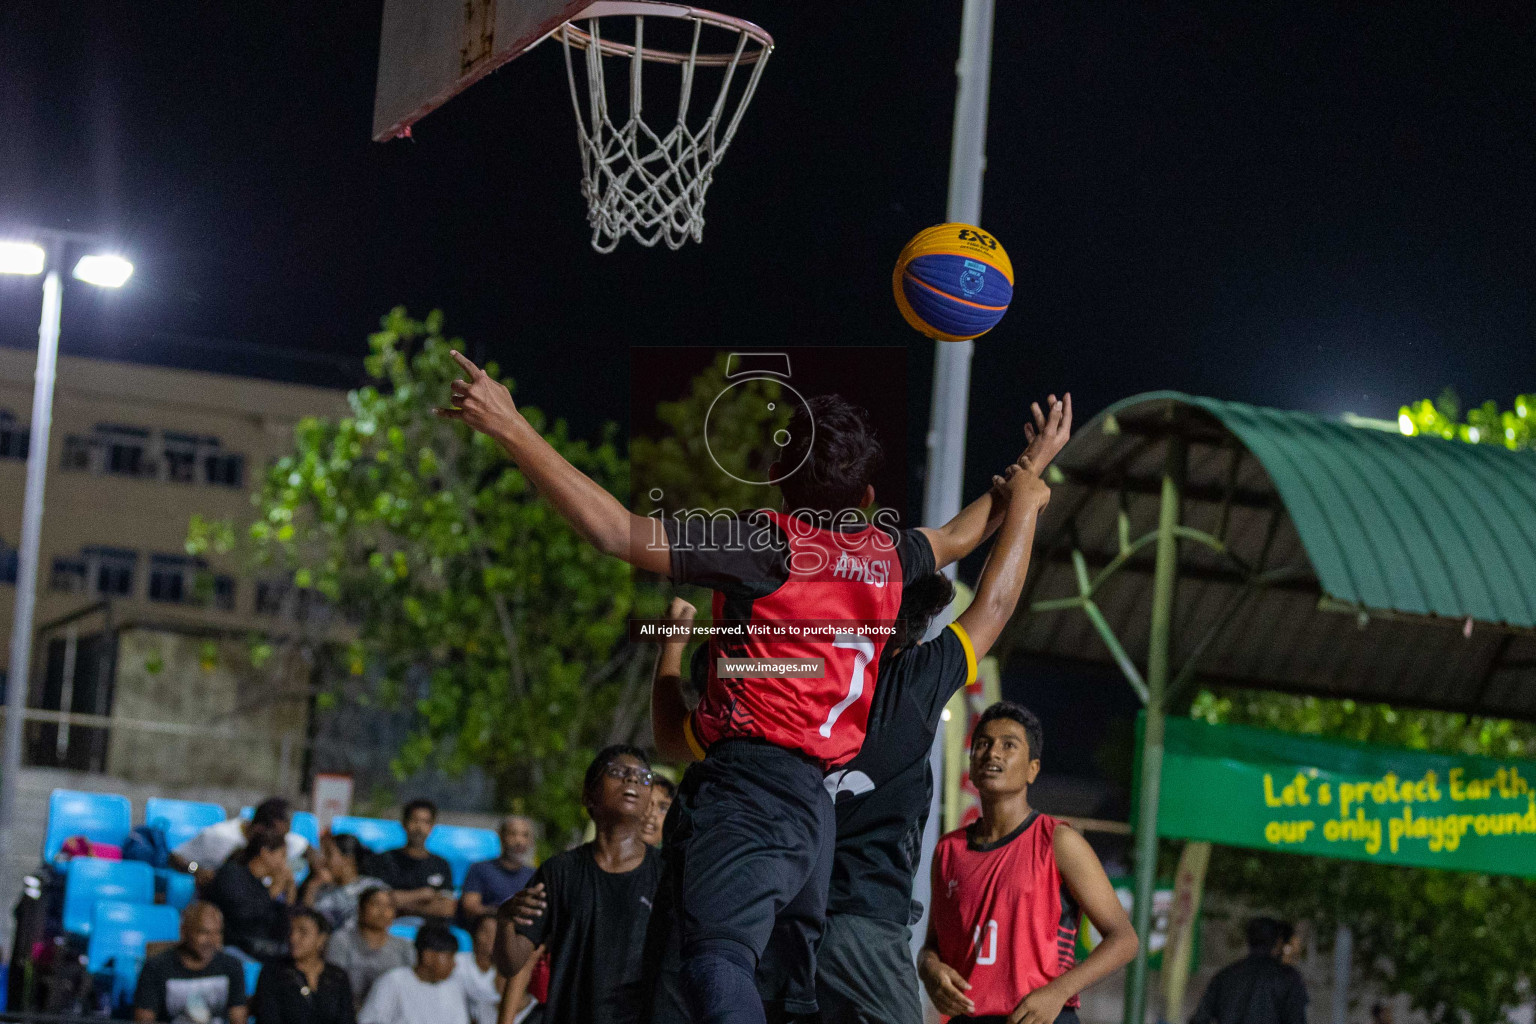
[{"left": 495, "top": 745, "right": 662, "bottom": 1024}]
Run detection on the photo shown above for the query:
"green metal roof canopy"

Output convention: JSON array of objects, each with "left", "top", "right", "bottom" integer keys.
[{"left": 1004, "top": 390, "right": 1536, "bottom": 720}]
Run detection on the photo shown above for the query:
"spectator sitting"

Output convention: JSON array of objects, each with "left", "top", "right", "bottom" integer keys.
[
  {"left": 170, "top": 797, "right": 313, "bottom": 888},
  {"left": 452, "top": 914, "right": 503, "bottom": 1024},
  {"left": 134, "top": 901, "right": 249, "bottom": 1024},
  {"left": 305, "top": 834, "right": 386, "bottom": 931},
  {"left": 640, "top": 775, "right": 675, "bottom": 848},
  {"left": 252, "top": 907, "right": 355, "bottom": 1024},
  {"left": 371, "top": 799, "right": 456, "bottom": 920},
  {"left": 327, "top": 886, "right": 416, "bottom": 1004},
  {"left": 209, "top": 829, "right": 292, "bottom": 964},
  {"left": 458, "top": 816, "right": 535, "bottom": 922},
  {"left": 1190, "top": 916, "right": 1309, "bottom": 1024},
  {"left": 357, "top": 922, "right": 468, "bottom": 1024}
]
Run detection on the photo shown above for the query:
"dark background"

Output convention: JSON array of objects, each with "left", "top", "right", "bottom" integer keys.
[{"left": 2, "top": 1, "right": 1532, "bottom": 795}]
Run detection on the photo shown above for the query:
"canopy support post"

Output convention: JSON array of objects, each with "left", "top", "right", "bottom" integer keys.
[{"left": 1124, "top": 434, "right": 1185, "bottom": 1024}]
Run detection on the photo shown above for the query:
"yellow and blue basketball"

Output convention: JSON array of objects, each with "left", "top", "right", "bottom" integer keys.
[{"left": 892, "top": 223, "right": 1014, "bottom": 341}]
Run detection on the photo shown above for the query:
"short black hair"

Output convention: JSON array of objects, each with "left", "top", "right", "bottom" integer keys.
[
  {"left": 401, "top": 798, "right": 438, "bottom": 824},
  {"left": 777, "top": 395, "right": 884, "bottom": 515},
  {"left": 583, "top": 744, "right": 650, "bottom": 796},
  {"left": 415, "top": 921, "right": 458, "bottom": 955},
  {"left": 288, "top": 906, "right": 331, "bottom": 935},
  {"left": 358, "top": 886, "right": 393, "bottom": 915},
  {"left": 1246, "top": 916, "right": 1285, "bottom": 953},
  {"left": 328, "top": 832, "right": 364, "bottom": 865},
  {"left": 893, "top": 573, "right": 956, "bottom": 651},
  {"left": 252, "top": 798, "right": 292, "bottom": 830},
  {"left": 973, "top": 701, "right": 1044, "bottom": 762},
  {"left": 234, "top": 828, "right": 285, "bottom": 865},
  {"left": 652, "top": 774, "right": 677, "bottom": 798}
]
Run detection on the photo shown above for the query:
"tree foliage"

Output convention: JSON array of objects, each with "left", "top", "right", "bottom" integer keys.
[
  {"left": 1398, "top": 388, "right": 1533, "bottom": 451},
  {"left": 192, "top": 309, "right": 664, "bottom": 845}
]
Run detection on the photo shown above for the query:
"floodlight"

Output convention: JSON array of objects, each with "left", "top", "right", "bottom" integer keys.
[
  {"left": 0, "top": 241, "right": 46, "bottom": 276},
  {"left": 72, "top": 254, "right": 133, "bottom": 288},
  {"left": 1397, "top": 413, "right": 1414, "bottom": 436}
]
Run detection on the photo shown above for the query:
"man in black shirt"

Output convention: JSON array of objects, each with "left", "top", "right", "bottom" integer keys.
[
  {"left": 371, "top": 799, "right": 455, "bottom": 920},
  {"left": 134, "top": 901, "right": 249, "bottom": 1024},
  {"left": 496, "top": 745, "right": 663, "bottom": 1024},
  {"left": 1191, "top": 918, "right": 1309, "bottom": 1024}
]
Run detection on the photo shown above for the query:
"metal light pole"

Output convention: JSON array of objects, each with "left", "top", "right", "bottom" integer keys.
[
  {"left": 0, "top": 233, "right": 131, "bottom": 895},
  {"left": 912, "top": 0, "right": 998, "bottom": 963}
]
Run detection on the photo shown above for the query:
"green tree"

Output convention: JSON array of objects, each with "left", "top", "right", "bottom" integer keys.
[
  {"left": 191, "top": 309, "right": 664, "bottom": 845},
  {"left": 1398, "top": 388, "right": 1534, "bottom": 451}
]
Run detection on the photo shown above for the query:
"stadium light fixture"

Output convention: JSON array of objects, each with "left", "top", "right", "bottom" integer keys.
[
  {"left": 0, "top": 241, "right": 46, "bottom": 276},
  {"left": 73, "top": 253, "right": 134, "bottom": 288}
]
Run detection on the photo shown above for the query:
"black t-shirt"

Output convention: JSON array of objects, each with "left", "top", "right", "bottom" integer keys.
[
  {"left": 209, "top": 860, "right": 289, "bottom": 962},
  {"left": 826, "top": 622, "right": 976, "bottom": 924},
  {"left": 664, "top": 513, "right": 934, "bottom": 601},
  {"left": 252, "top": 961, "right": 355, "bottom": 1024},
  {"left": 1191, "top": 955, "right": 1309, "bottom": 1024},
  {"left": 515, "top": 843, "right": 663, "bottom": 1024},
  {"left": 370, "top": 848, "right": 454, "bottom": 894},
  {"left": 134, "top": 948, "right": 248, "bottom": 1024}
]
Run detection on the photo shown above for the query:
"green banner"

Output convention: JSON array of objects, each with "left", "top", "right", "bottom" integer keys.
[{"left": 1140, "top": 716, "right": 1536, "bottom": 877}]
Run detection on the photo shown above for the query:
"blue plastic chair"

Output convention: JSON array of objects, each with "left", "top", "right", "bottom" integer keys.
[
  {"left": 44, "top": 789, "right": 133, "bottom": 864},
  {"left": 159, "top": 870, "right": 197, "bottom": 910},
  {"left": 425, "top": 825, "right": 501, "bottom": 890},
  {"left": 87, "top": 900, "right": 180, "bottom": 1007},
  {"left": 332, "top": 816, "right": 406, "bottom": 853},
  {"left": 144, "top": 798, "right": 226, "bottom": 850},
  {"left": 63, "top": 859, "right": 154, "bottom": 936},
  {"left": 243, "top": 960, "right": 262, "bottom": 1000},
  {"left": 451, "top": 926, "right": 473, "bottom": 953},
  {"left": 290, "top": 811, "right": 320, "bottom": 848},
  {"left": 387, "top": 921, "right": 419, "bottom": 943}
]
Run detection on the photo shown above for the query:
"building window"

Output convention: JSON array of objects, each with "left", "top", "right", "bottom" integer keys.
[
  {"left": 100, "top": 426, "right": 153, "bottom": 478},
  {"left": 255, "top": 580, "right": 323, "bottom": 621},
  {"left": 88, "top": 548, "right": 137, "bottom": 597},
  {"left": 255, "top": 581, "right": 286, "bottom": 616},
  {"left": 51, "top": 558, "right": 87, "bottom": 593},
  {"left": 0, "top": 411, "right": 28, "bottom": 460},
  {"left": 2, "top": 545, "right": 18, "bottom": 585},
  {"left": 205, "top": 452, "right": 244, "bottom": 488},
  {"left": 162, "top": 433, "right": 202, "bottom": 483},
  {"left": 149, "top": 555, "right": 235, "bottom": 610},
  {"left": 60, "top": 436, "right": 93, "bottom": 472}
]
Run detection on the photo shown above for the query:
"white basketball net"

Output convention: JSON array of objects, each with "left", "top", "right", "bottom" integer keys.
[{"left": 556, "top": 2, "right": 773, "bottom": 252}]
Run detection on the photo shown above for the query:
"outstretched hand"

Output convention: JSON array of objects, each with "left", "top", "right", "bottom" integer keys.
[
  {"left": 1018, "top": 393, "right": 1073, "bottom": 475},
  {"left": 990, "top": 459, "right": 1051, "bottom": 513},
  {"left": 435, "top": 350, "right": 522, "bottom": 439}
]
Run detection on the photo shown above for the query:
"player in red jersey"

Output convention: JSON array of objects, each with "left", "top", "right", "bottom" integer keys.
[
  {"left": 441, "top": 352, "right": 1067, "bottom": 1024},
  {"left": 921, "top": 702, "right": 1139, "bottom": 1024}
]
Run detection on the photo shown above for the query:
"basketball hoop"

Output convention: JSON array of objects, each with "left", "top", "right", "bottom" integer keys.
[{"left": 554, "top": 1, "right": 773, "bottom": 252}]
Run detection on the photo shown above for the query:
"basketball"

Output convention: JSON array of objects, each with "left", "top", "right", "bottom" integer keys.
[{"left": 892, "top": 223, "right": 1014, "bottom": 341}]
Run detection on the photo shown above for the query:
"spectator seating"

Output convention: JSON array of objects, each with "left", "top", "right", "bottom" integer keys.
[
  {"left": 145, "top": 798, "right": 226, "bottom": 850},
  {"left": 161, "top": 870, "right": 197, "bottom": 910},
  {"left": 291, "top": 811, "right": 320, "bottom": 848},
  {"left": 331, "top": 816, "right": 406, "bottom": 853},
  {"left": 244, "top": 960, "right": 262, "bottom": 1001},
  {"left": 87, "top": 900, "right": 180, "bottom": 1007},
  {"left": 63, "top": 859, "right": 154, "bottom": 936},
  {"left": 388, "top": 921, "right": 473, "bottom": 952},
  {"left": 426, "top": 825, "right": 501, "bottom": 890},
  {"left": 44, "top": 789, "right": 133, "bottom": 864}
]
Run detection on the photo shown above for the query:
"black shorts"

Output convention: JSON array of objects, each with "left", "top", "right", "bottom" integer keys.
[
  {"left": 651, "top": 739, "right": 835, "bottom": 1017},
  {"left": 814, "top": 913, "right": 922, "bottom": 1024}
]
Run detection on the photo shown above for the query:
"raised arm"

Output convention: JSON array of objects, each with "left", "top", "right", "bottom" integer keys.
[
  {"left": 438, "top": 351, "right": 671, "bottom": 576},
  {"left": 920, "top": 394, "right": 1072, "bottom": 569},
  {"left": 1007, "top": 827, "right": 1138, "bottom": 1024},
  {"left": 652, "top": 598, "right": 699, "bottom": 763},
  {"left": 954, "top": 462, "right": 1050, "bottom": 658}
]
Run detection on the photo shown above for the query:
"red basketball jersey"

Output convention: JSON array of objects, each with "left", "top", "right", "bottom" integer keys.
[
  {"left": 686, "top": 510, "right": 906, "bottom": 770},
  {"left": 931, "top": 813, "right": 1081, "bottom": 1017}
]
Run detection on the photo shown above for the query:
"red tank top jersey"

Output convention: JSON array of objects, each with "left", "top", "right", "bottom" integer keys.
[
  {"left": 930, "top": 813, "right": 1081, "bottom": 1017},
  {"left": 685, "top": 510, "right": 906, "bottom": 770}
]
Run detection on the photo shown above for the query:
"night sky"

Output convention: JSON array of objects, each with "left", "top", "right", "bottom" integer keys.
[{"left": 3, "top": 2, "right": 1533, "bottom": 787}]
